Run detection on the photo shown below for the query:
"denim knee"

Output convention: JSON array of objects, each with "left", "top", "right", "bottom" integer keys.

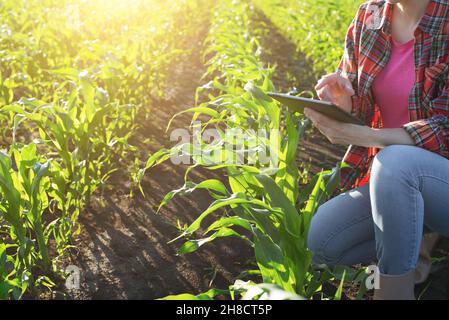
[
  {"left": 370, "top": 145, "right": 422, "bottom": 274},
  {"left": 370, "top": 145, "right": 420, "bottom": 230},
  {"left": 307, "top": 204, "right": 341, "bottom": 266},
  {"left": 371, "top": 145, "right": 417, "bottom": 185}
]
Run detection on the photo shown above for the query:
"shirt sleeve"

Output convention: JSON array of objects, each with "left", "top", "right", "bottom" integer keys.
[
  {"left": 336, "top": 4, "right": 366, "bottom": 120},
  {"left": 337, "top": 16, "right": 358, "bottom": 95},
  {"left": 403, "top": 70, "right": 449, "bottom": 158}
]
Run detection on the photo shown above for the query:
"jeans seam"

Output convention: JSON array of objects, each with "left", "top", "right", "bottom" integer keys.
[
  {"left": 409, "top": 174, "right": 448, "bottom": 269},
  {"left": 417, "top": 174, "right": 449, "bottom": 188},
  {"left": 406, "top": 186, "right": 419, "bottom": 273},
  {"left": 380, "top": 175, "right": 435, "bottom": 273},
  {"left": 317, "top": 215, "right": 372, "bottom": 263}
]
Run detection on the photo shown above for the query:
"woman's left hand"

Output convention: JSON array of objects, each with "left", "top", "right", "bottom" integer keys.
[{"left": 303, "top": 108, "right": 414, "bottom": 148}]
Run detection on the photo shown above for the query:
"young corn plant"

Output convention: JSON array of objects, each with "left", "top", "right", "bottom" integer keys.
[
  {"left": 5, "top": 69, "right": 136, "bottom": 255},
  {"left": 1, "top": 68, "right": 139, "bottom": 299},
  {"left": 1, "top": 0, "right": 217, "bottom": 299},
  {"left": 0, "top": 0, "right": 195, "bottom": 106},
  {"left": 0, "top": 144, "right": 55, "bottom": 299},
  {"left": 144, "top": 0, "right": 351, "bottom": 299},
  {"left": 253, "top": 0, "right": 363, "bottom": 76}
]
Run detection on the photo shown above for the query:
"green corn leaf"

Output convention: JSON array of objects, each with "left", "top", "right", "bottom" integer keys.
[
  {"left": 160, "top": 288, "right": 228, "bottom": 300},
  {"left": 166, "top": 107, "right": 221, "bottom": 132},
  {"left": 169, "top": 193, "right": 279, "bottom": 243},
  {"left": 177, "top": 227, "right": 246, "bottom": 255},
  {"left": 253, "top": 229, "right": 295, "bottom": 293},
  {"left": 158, "top": 179, "right": 229, "bottom": 212},
  {"left": 205, "top": 216, "right": 253, "bottom": 234},
  {"left": 334, "top": 270, "right": 346, "bottom": 300},
  {"left": 256, "top": 174, "right": 301, "bottom": 238},
  {"left": 0, "top": 153, "right": 25, "bottom": 241}
]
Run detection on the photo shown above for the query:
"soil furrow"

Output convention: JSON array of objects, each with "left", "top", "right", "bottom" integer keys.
[{"left": 70, "top": 10, "right": 253, "bottom": 300}]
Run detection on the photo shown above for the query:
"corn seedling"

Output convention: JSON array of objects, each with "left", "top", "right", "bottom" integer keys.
[{"left": 146, "top": 0, "right": 354, "bottom": 299}]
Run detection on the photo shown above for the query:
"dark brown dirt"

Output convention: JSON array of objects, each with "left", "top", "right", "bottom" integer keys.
[
  {"left": 68, "top": 14, "right": 254, "bottom": 300},
  {"left": 65, "top": 8, "right": 449, "bottom": 301}
]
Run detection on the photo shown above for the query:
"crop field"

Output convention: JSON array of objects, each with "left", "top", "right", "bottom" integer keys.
[{"left": 1, "top": 0, "right": 449, "bottom": 300}]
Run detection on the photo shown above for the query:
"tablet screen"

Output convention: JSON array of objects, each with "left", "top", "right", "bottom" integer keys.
[{"left": 267, "top": 92, "right": 364, "bottom": 125}]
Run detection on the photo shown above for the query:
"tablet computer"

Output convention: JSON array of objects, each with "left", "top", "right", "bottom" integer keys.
[{"left": 267, "top": 92, "right": 364, "bottom": 125}]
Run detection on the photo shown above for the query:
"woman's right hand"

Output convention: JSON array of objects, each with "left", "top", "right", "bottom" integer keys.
[{"left": 314, "top": 72, "right": 355, "bottom": 113}]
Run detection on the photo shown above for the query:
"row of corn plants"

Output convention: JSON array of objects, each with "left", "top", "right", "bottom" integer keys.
[
  {"left": 143, "top": 0, "right": 364, "bottom": 300},
  {"left": 0, "top": 0, "right": 196, "bottom": 108},
  {"left": 0, "top": 0, "right": 210, "bottom": 299},
  {"left": 253, "top": 0, "right": 363, "bottom": 76}
]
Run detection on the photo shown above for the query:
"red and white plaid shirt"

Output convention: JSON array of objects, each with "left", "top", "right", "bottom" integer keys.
[{"left": 338, "top": 0, "right": 449, "bottom": 190}]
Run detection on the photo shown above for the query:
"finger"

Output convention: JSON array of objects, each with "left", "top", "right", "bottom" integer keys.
[
  {"left": 338, "top": 77, "right": 355, "bottom": 95},
  {"left": 314, "top": 73, "right": 339, "bottom": 91},
  {"left": 306, "top": 108, "right": 339, "bottom": 129},
  {"left": 315, "top": 125, "right": 330, "bottom": 139},
  {"left": 318, "top": 89, "right": 336, "bottom": 104},
  {"left": 307, "top": 111, "right": 327, "bottom": 128},
  {"left": 304, "top": 108, "right": 320, "bottom": 119},
  {"left": 314, "top": 78, "right": 332, "bottom": 91},
  {"left": 312, "top": 112, "right": 336, "bottom": 128},
  {"left": 304, "top": 108, "right": 316, "bottom": 121},
  {"left": 314, "top": 121, "right": 335, "bottom": 141},
  {"left": 304, "top": 107, "right": 310, "bottom": 116},
  {"left": 321, "top": 73, "right": 334, "bottom": 79}
]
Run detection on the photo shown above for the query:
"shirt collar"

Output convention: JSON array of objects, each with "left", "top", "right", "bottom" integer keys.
[{"left": 372, "top": 0, "right": 448, "bottom": 37}]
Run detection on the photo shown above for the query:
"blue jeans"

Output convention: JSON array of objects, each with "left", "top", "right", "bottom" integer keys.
[{"left": 307, "top": 145, "right": 449, "bottom": 275}]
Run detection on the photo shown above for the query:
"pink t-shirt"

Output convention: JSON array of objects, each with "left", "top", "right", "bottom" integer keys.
[{"left": 372, "top": 38, "right": 415, "bottom": 128}]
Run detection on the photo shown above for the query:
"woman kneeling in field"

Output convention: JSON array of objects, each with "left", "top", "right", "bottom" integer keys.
[{"left": 306, "top": 0, "right": 449, "bottom": 300}]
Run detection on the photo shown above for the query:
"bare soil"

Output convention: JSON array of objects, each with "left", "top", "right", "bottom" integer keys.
[
  {"left": 67, "top": 17, "right": 255, "bottom": 299},
  {"left": 66, "top": 9, "right": 449, "bottom": 300}
]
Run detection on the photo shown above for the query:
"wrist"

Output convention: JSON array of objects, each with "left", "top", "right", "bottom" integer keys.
[
  {"left": 368, "top": 127, "right": 414, "bottom": 148},
  {"left": 359, "top": 126, "right": 383, "bottom": 148}
]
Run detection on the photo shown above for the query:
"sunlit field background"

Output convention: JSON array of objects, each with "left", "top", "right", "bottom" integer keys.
[{"left": 6, "top": 0, "right": 447, "bottom": 301}]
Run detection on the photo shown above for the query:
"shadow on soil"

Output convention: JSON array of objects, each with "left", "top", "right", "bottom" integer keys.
[{"left": 68, "top": 8, "right": 449, "bottom": 300}]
